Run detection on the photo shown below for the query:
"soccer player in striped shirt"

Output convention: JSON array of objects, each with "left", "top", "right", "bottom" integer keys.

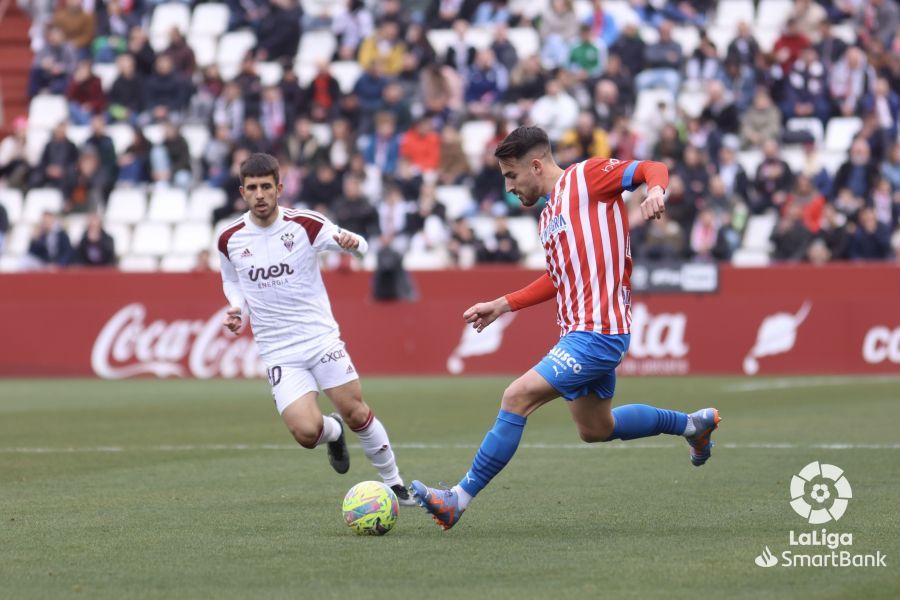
[{"left": 410, "top": 127, "right": 721, "bottom": 530}]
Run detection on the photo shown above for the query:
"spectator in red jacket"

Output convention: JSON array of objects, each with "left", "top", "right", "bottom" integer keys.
[
  {"left": 66, "top": 59, "right": 105, "bottom": 124},
  {"left": 399, "top": 116, "right": 441, "bottom": 174}
]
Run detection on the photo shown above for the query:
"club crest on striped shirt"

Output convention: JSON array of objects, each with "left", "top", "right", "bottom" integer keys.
[{"left": 281, "top": 232, "right": 294, "bottom": 251}]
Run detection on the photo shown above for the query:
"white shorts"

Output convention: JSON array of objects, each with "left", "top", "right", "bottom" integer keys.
[{"left": 266, "top": 340, "right": 359, "bottom": 414}]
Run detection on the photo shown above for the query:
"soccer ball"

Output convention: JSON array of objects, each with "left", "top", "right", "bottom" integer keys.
[{"left": 342, "top": 481, "right": 398, "bottom": 535}]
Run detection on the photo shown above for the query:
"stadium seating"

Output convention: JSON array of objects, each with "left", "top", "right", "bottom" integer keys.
[
  {"left": 172, "top": 221, "right": 213, "bottom": 254},
  {"left": 28, "top": 95, "right": 68, "bottom": 130},
  {"left": 22, "top": 188, "right": 63, "bottom": 222},
  {"left": 92, "top": 63, "right": 119, "bottom": 92},
  {"left": 180, "top": 124, "right": 211, "bottom": 161},
  {"left": 147, "top": 187, "right": 188, "bottom": 223},
  {"left": 131, "top": 222, "right": 172, "bottom": 256},
  {"left": 160, "top": 253, "right": 200, "bottom": 272},
  {"left": 149, "top": 2, "right": 191, "bottom": 51},
  {"left": 0, "top": 188, "right": 23, "bottom": 223},
  {"left": 435, "top": 186, "right": 476, "bottom": 220},
  {"left": 786, "top": 118, "right": 825, "bottom": 146},
  {"left": 118, "top": 254, "right": 158, "bottom": 271},
  {"left": 329, "top": 61, "right": 363, "bottom": 94},
  {"left": 824, "top": 117, "right": 863, "bottom": 153},
  {"left": 189, "top": 2, "right": 230, "bottom": 38},
  {"left": 105, "top": 188, "right": 148, "bottom": 224},
  {"left": 105, "top": 223, "right": 132, "bottom": 255},
  {"left": 714, "top": 0, "right": 755, "bottom": 31},
  {"left": 296, "top": 30, "right": 337, "bottom": 67},
  {"left": 106, "top": 123, "right": 136, "bottom": 156},
  {"left": 217, "top": 30, "right": 257, "bottom": 80},
  {"left": 755, "top": 0, "right": 794, "bottom": 30},
  {"left": 188, "top": 187, "right": 226, "bottom": 222}
]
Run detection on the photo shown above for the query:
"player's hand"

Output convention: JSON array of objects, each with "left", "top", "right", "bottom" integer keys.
[
  {"left": 223, "top": 307, "right": 242, "bottom": 335},
  {"left": 463, "top": 298, "right": 509, "bottom": 333},
  {"left": 333, "top": 230, "right": 359, "bottom": 250},
  {"left": 640, "top": 185, "right": 666, "bottom": 221}
]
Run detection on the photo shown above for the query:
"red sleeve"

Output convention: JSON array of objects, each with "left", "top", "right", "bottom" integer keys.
[
  {"left": 504, "top": 273, "right": 557, "bottom": 312},
  {"left": 582, "top": 158, "right": 669, "bottom": 199}
]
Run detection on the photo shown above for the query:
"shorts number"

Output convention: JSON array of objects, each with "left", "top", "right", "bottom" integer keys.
[{"left": 267, "top": 366, "right": 282, "bottom": 387}]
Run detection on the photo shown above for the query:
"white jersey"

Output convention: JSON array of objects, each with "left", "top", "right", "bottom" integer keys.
[{"left": 217, "top": 206, "right": 368, "bottom": 364}]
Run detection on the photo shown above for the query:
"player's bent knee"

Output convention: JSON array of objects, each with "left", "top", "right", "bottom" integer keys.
[
  {"left": 288, "top": 424, "right": 321, "bottom": 449},
  {"left": 500, "top": 380, "right": 535, "bottom": 415},
  {"left": 339, "top": 401, "right": 370, "bottom": 430}
]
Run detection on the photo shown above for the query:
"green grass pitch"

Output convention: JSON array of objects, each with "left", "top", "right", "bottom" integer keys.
[{"left": 2, "top": 376, "right": 899, "bottom": 599}]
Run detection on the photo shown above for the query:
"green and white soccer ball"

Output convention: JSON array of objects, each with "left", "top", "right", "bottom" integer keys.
[{"left": 342, "top": 481, "right": 399, "bottom": 535}]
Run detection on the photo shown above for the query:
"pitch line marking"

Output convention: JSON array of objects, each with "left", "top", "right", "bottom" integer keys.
[
  {"left": 2, "top": 442, "right": 900, "bottom": 454},
  {"left": 723, "top": 375, "right": 900, "bottom": 392}
]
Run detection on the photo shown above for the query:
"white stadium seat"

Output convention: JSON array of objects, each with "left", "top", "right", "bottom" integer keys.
[
  {"left": 0, "top": 255, "right": 22, "bottom": 272},
  {"left": 634, "top": 89, "right": 676, "bottom": 128},
  {"left": 506, "top": 27, "right": 540, "bottom": 59},
  {"left": 25, "top": 128, "right": 50, "bottom": 166},
  {"left": 23, "top": 188, "right": 63, "bottom": 222},
  {"left": 107, "top": 123, "right": 136, "bottom": 155},
  {"left": 64, "top": 214, "right": 89, "bottom": 244},
  {"left": 820, "top": 150, "right": 848, "bottom": 176},
  {"left": 217, "top": 30, "right": 257, "bottom": 80},
  {"left": 160, "top": 253, "right": 200, "bottom": 272},
  {"left": 467, "top": 215, "right": 496, "bottom": 242},
  {"left": 509, "top": 0, "right": 549, "bottom": 21},
  {"left": 119, "top": 254, "right": 159, "bottom": 271},
  {"left": 172, "top": 221, "right": 213, "bottom": 254},
  {"left": 310, "top": 123, "right": 332, "bottom": 146},
  {"left": 824, "top": 117, "right": 862, "bottom": 153},
  {"left": 28, "top": 95, "right": 68, "bottom": 129},
  {"left": 639, "top": 25, "right": 660, "bottom": 45},
  {"left": 753, "top": 26, "right": 779, "bottom": 53},
  {"left": 466, "top": 27, "right": 494, "bottom": 51},
  {"left": 329, "top": 61, "right": 362, "bottom": 94},
  {"left": 731, "top": 248, "right": 770, "bottom": 267},
  {"left": 706, "top": 26, "right": 736, "bottom": 58},
  {"left": 104, "top": 223, "right": 132, "bottom": 255},
  {"left": 671, "top": 26, "right": 700, "bottom": 57},
  {"left": 92, "top": 63, "right": 119, "bottom": 92},
  {"left": 6, "top": 223, "right": 33, "bottom": 256},
  {"left": 189, "top": 35, "right": 218, "bottom": 68},
  {"left": 147, "top": 187, "right": 188, "bottom": 223},
  {"left": 142, "top": 123, "right": 165, "bottom": 146},
  {"left": 714, "top": 0, "right": 755, "bottom": 30},
  {"left": 180, "top": 124, "right": 210, "bottom": 160},
  {"left": 780, "top": 147, "right": 806, "bottom": 173},
  {"left": 736, "top": 149, "right": 764, "bottom": 178},
  {"left": 507, "top": 217, "right": 540, "bottom": 255},
  {"left": 426, "top": 29, "right": 455, "bottom": 60},
  {"left": 741, "top": 213, "right": 777, "bottom": 253},
  {"left": 296, "top": 30, "right": 337, "bottom": 66},
  {"left": 0, "top": 188, "right": 24, "bottom": 223},
  {"left": 403, "top": 249, "right": 450, "bottom": 270},
  {"left": 190, "top": 2, "right": 230, "bottom": 38},
  {"left": 756, "top": 0, "right": 793, "bottom": 30},
  {"left": 786, "top": 118, "right": 825, "bottom": 146},
  {"left": 150, "top": 3, "right": 190, "bottom": 38},
  {"left": 604, "top": 0, "right": 640, "bottom": 27},
  {"left": 66, "top": 124, "right": 91, "bottom": 147},
  {"left": 131, "top": 222, "right": 173, "bottom": 256},
  {"left": 294, "top": 62, "right": 317, "bottom": 86},
  {"left": 677, "top": 88, "right": 708, "bottom": 119},
  {"left": 189, "top": 187, "right": 226, "bottom": 221},
  {"left": 460, "top": 120, "right": 496, "bottom": 161},
  {"left": 105, "top": 188, "right": 147, "bottom": 224},
  {"left": 257, "top": 61, "right": 284, "bottom": 87},
  {"left": 435, "top": 186, "right": 475, "bottom": 220}
]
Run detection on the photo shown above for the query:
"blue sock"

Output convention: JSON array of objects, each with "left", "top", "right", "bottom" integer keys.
[
  {"left": 459, "top": 410, "right": 527, "bottom": 497},
  {"left": 610, "top": 404, "right": 687, "bottom": 440}
]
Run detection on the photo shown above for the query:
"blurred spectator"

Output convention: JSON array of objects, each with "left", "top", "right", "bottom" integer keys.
[
  {"left": 193, "top": 249, "right": 213, "bottom": 273},
  {"left": 68, "top": 142, "right": 108, "bottom": 213},
  {"left": 108, "top": 53, "right": 143, "bottom": 122},
  {"left": 569, "top": 24, "right": 607, "bottom": 80},
  {"left": 333, "top": 0, "right": 375, "bottom": 61},
  {"left": 716, "top": 145, "right": 750, "bottom": 204},
  {"left": 404, "top": 23, "right": 438, "bottom": 73},
  {"left": 857, "top": 0, "right": 900, "bottom": 47},
  {"left": 27, "top": 212, "right": 73, "bottom": 268},
  {"left": 818, "top": 203, "right": 850, "bottom": 260},
  {"left": 635, "top": 20, "right": 682, "bottom": 95},
  {"left": 400, "top": 117, "right": 441, "bottom": 174},
  {"left": 773, "top": 18, "right": 810, "bottom": 74},
  {"left": 771, "top": 203, "right": 812, "bottom": 261},
  {"left": 592, "top": 77, "right": 626, "bottom": 131},
  {"left": 830, "top": 47, "right": 876, "bottom": 117},
  {"left": 203, "top": 126, "right": 233, "bottom": 186},
  {"left": 28, "top": 26, "right": 77, "bottom": 96},
  {"left": 234, "top": 55, "right": 264, "bottom": 119},
  {"left": 213, "top": 82, "right": 246, "bottom": 141},
  {"left": 92, "top": 0, "right": 134, "bottom": 63},
  {"left": 280, "top": 117, "right": 325, "bottom": 168},
  {"left": 333, "top": 174, "right": 379, "bottom": 240},
  {"left": 0, "top": 117, "right": 30, "bottom": 190},
  {"left": 280, "top": 65, "right": 306, "bottom": 127},
  {"left": 530, "top": 79, "right": 579, "bottom": 142},
  {"left": 700, "top": 80, "right": 739, "bottom": 136},
  {"left": 849, "top": 207, "right": 892, "bottom": 260},
  {"left": 260, "top": 86, "right": 287, "bottom": 141},
  {"left": 445, "top": 19, "right": 475, "bottom": 72},
  {"left": 362, "top": 112, "right": 400, "bottom": 174},
  {"left": 882, "top": 143, "right": 900, "bottom": 191},
  {"left": 150, "top": 121, "right": 192, "bottom": 189},
  {"left": 379, "top": 82, "right": 413, "bottom": 132},
  {"left": 358, "top": 20, "right": 406, "bottom": 76},
  {"left": 31, "top": 121, "right": 78, "bottom": 194},
  {"left": 162, "top": 29, "right": 196, "bottom": 78},
  {"left": 711, "top": 209, "right": 743, "bottom": 261},
  {"left": 228, "top": 0, "right": 267, "bottom": 30},
  {"left": 479, "top": 216, "right": 521, "bottom": 263},
  {"left": 752, "top": 139, "right": 793, "bottom": 214},
  {"left": 473, "top": 0, "right": 510, "bottom": 26},
  {"left": 53, "top": 0, "right": 95, "bottom": 53},
  {"left": 143, "top": 55, "right": 191, "bottom": 121},
  {"left": 74, "top": 214, "right": 116, "bottom": 266},
  {"left": 85, "top": 114, "right": 118, "bottom": 195},
  {"left": 726, "top": 22, "right": 759, "bottom": 69},
  {"left": 448, "top": 217, "right": 483, "bottom": 268},
  {"left": 126, "top": 26, "right": 156, "bottom": 78},
  {"left": 355, "top": 60, "right": 389, "bottom": 119},
  {"left": 686, "top": 34, "right": 722, "bottom": 87},
  {"left": 473, "top": 151, "right": 506, "bottom": 211},
  {"left": 610, "top": 21, "right": 644, "bottom": 79},
  {"left": 720, "top": 58, "right": 756, "bottom": 112},
  {"left": 306, "top": 61, "right": 342, "bottom": 120},
  {"left": 805, "top": 238, "right": 831, "bottom": 264},
  {"left": 862, "top": 77, "right": 900, "bottom": 141},
  {"left": 65, "top": 58, "right": 105, "bottom": 124},
  {"left": 813, "top": 22, "right": 848, "bottom": 71},
  {"left": 540, "top": 0, "right": 579, "bottom": 68},
  {"left": 583, "top": 0, "right": 620, "bottom": 48},
  {"left": 636, "top": 213, "right": 685, "bottom": 260},
  {"left": 781, "top": 47, "right": 831, "bottom": 123},
  {"left": 508, "top": 55, "right": 547, "bottom": 107},
  {"left": 690, "top": 208, "right": 719, "bottom": 260},
  {"left": 491, "top": 23, "right": 518, "bottom": 73},
  {"left": 437, "top": 124, "right": 470, "bottom": 185},
  {"left": 236, "top": 118, "right": 273, "bottom": 155},
  {"left": 787, "top": 175, "right": 826, "bottom": 234},
  {"left": 465, "top": 49, "right": 508, "bottom": 114},
  {"left": 559, "top": 112, "right": 611, "bottom": 163},
  {"left": 326, "top": 118, "right": 355, "bottom": 174},
  {"left": 0, "top": 202, "right": 7, "bottom": 252},
  {"left": 117, "top": 127, "right": 151, "bottom": 184},
  {"left": 653, "top": 122, "right": 683, "bottom": 166},
  {"left": 301, "top": 162, "right": 342, "bottom": 213},
  {"left": 378, "top": 182, "right": 411, "bottom": 253},
  {"left": 740, "top": 88, "right": 781, "bottom": 149},
  {"left": 833, "top": 139, "right": 879, "bottom": 202},
  {"left": 255, "top": 0, "right": 301, "bottom": 63},
  {"left": 792, "top": 0, "right": 827, "bottom": 41}
]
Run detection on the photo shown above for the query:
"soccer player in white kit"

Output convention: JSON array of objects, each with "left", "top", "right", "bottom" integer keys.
[{"left": 217, "top": 153, "right": 414, "bottom": 504}]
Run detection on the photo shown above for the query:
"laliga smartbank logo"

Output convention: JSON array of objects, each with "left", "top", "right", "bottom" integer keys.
[{"left": 754, "top": 462, "right": 887, "bottom": 569}]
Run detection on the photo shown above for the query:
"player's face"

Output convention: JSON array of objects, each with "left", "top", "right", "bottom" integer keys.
[
  {"left": 499, "top": 157, "right": 543, "bottom": 207},
  {"left": 241, "top": 175, "right": 282, "bottom": 223}
]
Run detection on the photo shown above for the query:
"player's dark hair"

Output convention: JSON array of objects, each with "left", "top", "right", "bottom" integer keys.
[
  {"left": 240, "top": 153, "right": 280, "bottom": 185},
  {"left": 494, "top": 126, "right": 550, "bottom": 161}
]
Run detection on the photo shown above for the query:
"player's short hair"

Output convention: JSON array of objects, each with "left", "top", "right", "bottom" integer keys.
[
  {"left": 494, "top": 126, "right": 550, "bottom": 161},
  {"left": 240, "top": 153, "right": 280, "bottom": 185}
]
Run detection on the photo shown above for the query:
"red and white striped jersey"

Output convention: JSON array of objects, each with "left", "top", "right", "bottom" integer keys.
[
  {"left": 539, "top": 157, "right": 643, "bottom": 336},
  {"left": 217, "top": 207, "right": 366, "bottom": 364}
]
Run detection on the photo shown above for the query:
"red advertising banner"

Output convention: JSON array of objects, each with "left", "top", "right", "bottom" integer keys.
[{"left": 1, "top": 265, "right": 898, "bottom": 378}]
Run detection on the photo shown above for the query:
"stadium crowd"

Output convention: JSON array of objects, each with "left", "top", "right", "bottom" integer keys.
[{"left": 1, "top": 0, "right": 900, "bottom": 271}]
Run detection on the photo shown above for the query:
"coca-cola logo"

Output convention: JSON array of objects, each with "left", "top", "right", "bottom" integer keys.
[
  {"left": 248, "top": 263, "right": 294, "bottom": 282},
  {"left": 91, "top": 303, "right": 266, "bottom": 379},
  {"left": 862, "top": 326, "right": 900, "bottom": 364},
  {"left": 619, "top": 303, "right": 689, "bottom": 375}
]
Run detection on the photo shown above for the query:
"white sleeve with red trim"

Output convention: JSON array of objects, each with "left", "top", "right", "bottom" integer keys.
[
  {"left": 308, "top": 211, "right": 369, "bottom": 258},
  {"left": 219, "top": 251, "right": 248, "bottom": 316}
]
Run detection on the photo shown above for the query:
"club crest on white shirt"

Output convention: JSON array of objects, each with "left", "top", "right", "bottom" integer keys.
[{"left": 281, "top": 232, "right": 295, "bottom": 251}]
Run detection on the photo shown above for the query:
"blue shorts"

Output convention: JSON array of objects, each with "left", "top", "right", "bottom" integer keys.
[{"left": 533, "top": 331, "right": 630, "bottom": 400}]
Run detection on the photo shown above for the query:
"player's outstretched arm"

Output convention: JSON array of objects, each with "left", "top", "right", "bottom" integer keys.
[
  {"left": 219, "top": 250, "right": 247, "bottom": 335},
  {"left": 631, "top": 161, "right": 669, "bottom": 221},
  {"left": 331, "top": 229, "right": 369, "bottom": 258},
  {"left": 463, "top": 273, "right": 557, "bottom": 332}
]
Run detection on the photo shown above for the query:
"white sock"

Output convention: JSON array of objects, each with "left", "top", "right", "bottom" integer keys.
[
  {"left": 451, "top": 485, "right": 472, "bottom": 510},
  {"left": 317, "top": 415, "right": 342, "bottom": 445},
  {"left": 683, "top": 415, "right": 696, "bottom": 437},
  {"left": 353, "top": 414, "right": 402, "bottom": 486}
]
